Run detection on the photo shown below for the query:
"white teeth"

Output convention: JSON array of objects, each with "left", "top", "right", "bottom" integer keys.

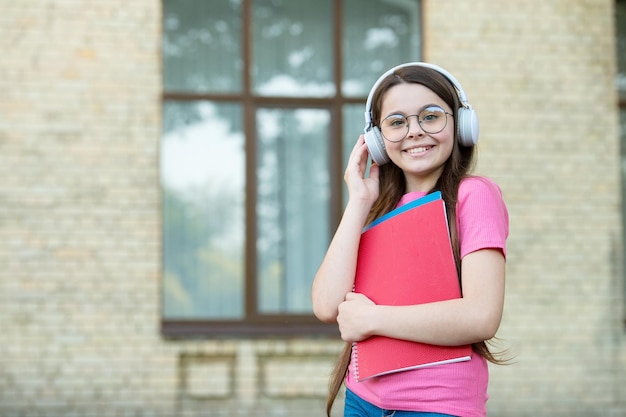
[{"left": 407, "top": 146, "right": 430, "bottom": 155}]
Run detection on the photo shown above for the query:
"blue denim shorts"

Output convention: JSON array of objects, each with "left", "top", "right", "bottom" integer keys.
[{"left": 344, "top": 388, "right": 457, "bottom": 417}]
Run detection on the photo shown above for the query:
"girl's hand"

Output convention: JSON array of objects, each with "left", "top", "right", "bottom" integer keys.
[
  {"left": 344, "top": 135, "right": 380, "bottom": 205},
  {"left": 336, "top": 292, "right": 377, "bottom": 342}
]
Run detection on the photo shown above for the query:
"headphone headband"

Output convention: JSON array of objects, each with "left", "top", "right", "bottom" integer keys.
[{"left": 365, "top": 62, "right": 471, "bottom": 126}]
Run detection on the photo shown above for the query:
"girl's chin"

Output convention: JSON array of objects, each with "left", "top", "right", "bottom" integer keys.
[{"left": 395, "top": 160, "right": 445, "bottom": 179}]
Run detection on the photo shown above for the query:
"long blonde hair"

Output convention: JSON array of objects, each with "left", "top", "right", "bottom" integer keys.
[{"left": 325, "top": 65, "right": 505, "bottom": 417}]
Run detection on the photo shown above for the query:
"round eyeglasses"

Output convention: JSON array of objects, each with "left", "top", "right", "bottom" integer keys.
[{"left": 379, "top": 106, "right": 452, "bottom": 142}]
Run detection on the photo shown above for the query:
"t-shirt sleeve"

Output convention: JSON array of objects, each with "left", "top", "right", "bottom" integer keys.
[{"left": 456, "top": 177, "right": 509, "bottom": 259}]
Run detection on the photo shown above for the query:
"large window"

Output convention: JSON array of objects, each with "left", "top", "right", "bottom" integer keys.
[{"left": 161, "top": 0, "right": 421, "bottom": 336}]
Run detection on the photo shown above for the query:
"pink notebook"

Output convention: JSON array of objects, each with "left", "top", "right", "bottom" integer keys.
[{"left": 352, "top": 192, "right": 472, "bottom": 382}]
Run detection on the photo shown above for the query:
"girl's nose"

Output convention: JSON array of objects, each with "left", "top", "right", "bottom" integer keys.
[{"left": 406, "top": 115, "right": 425, "bottom": 137}]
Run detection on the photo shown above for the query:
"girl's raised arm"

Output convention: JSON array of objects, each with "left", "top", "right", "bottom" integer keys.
[{"left": 311, "top": 136, "right": 379, "bottom": 322}]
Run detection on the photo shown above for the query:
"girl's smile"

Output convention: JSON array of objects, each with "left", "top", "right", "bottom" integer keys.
[{"left": 404, "top": 144, "right": 434, "bottom": 156}]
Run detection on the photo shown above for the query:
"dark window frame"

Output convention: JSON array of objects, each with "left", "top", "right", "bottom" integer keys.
[
  {"left": 161, "top": 0, "right": 421, "bottom": 338},
  {"left": 617, "top": 0, "right": 626, "bottom": 331}
]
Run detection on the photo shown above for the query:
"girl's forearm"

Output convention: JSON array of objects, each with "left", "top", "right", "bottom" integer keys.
[
  {"left": 370, "top": 297, "right": 502, "bottom": 346},
  {"left": 361, "top": 250, "right": 505, "bottom": 345}
]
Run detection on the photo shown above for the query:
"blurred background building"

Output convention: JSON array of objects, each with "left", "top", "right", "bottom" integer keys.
[{"left": 1, "top": 0, "right": 625, "bottom": 416}]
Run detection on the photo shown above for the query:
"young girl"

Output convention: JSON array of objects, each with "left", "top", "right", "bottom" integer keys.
[{"left": 311, "top": 63, "right": 509, "bottom": 417}]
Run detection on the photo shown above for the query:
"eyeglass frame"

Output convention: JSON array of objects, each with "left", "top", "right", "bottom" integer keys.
[{"left": 378, "top": 106, "right": 453, "bottom": 143}]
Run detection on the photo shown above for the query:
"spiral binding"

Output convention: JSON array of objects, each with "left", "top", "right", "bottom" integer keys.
[{"left": 351, "top": 342, "right": 360, "bottom": 380}]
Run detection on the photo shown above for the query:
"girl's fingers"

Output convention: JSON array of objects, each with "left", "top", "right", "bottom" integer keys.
[
  {"left": 345, "top": 136, "right": 367, "bottom": 175},
  {"left": 368, "top": 160, "right": 379, "bottom": 180},
  {"left": 348, "top": 135, "right": 366, "bottom": 161}
]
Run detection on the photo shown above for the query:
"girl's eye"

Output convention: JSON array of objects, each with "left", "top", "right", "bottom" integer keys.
[
  {"left": 419, "top": 107, "right": 446, "bottom": 123},
  {"left": 384, "top": 115, "right": 407, "bottom": 128}
]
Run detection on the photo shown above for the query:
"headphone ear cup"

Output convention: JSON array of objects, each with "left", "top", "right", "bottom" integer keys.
[
  {"left": 364, "top": 126, "right": 390, "bottom": 166},
  {"left": 457, "top": 107, "right": 479, "bottom": 147}
]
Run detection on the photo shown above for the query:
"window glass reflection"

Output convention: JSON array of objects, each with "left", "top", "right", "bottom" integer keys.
[
  {"left": 252, "top": 0, "right": 334, "bottom": 97},
  {"left": 256, "top": 108, "right": 331, "bottom": 313},
  {"left": 164, "top": 0, "right": 242, "bottom": 93},
  {"left": 161, "top": 101, "right": 245, "bottom": 319},
  {"left": 342, "top": 0, "right": 421, "bottom": 97}
]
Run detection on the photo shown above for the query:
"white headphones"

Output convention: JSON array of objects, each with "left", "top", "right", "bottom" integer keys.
[{"left": 363, "top": 62, "right": 479, "bottom": 165}]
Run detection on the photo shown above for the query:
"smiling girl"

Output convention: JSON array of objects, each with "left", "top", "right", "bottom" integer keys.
[{"left": 312, "top": 63, "right": 509, "bottom": 417}]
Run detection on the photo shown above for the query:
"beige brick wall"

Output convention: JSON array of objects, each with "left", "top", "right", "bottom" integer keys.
[
  {"left": 0, "top": 0, "right": 623, "bottom": 416},
  {"left": 0, "top": 0, "right": 170, "bottom": 414},
  {"left": 425, "top": 1, "right": 626, "bottom": 415}
]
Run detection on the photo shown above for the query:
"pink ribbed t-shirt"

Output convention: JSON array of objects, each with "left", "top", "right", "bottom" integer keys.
[{"left": 345, "top": 176, "right": 509, "bottom": 417}]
